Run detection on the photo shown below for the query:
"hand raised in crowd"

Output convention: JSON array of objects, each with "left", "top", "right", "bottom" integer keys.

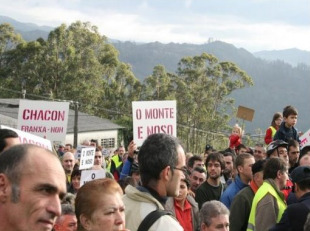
[{"left": 127, "top": 140, "right": 137, "bottom": 158}]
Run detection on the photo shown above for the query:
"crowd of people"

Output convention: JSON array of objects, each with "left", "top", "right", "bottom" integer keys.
[{"left": 0, "top": 104, "right": 310, "bottom": 231}]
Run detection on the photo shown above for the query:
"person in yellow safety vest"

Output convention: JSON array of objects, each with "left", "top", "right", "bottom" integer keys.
[
  {"left": 264, "top": 112, "right": 283, "bottom": 145},
  {"left": 108, "top": 146, "right": 125, "bottom": 181},
  {"left": 247, "top": 158, "right": 288, "bottom": 231}
]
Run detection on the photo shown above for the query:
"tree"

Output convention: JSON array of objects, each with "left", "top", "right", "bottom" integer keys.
[
  {"left": 173, "top": 53, "right": 253, "bottom": 152},
  {"left": 142, "top": 65, "right": 174, "bottom": 100}
]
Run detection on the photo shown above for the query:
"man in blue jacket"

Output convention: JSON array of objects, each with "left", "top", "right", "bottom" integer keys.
[{"left": 220, "top": 153, "right": 255, "bottom": 208}]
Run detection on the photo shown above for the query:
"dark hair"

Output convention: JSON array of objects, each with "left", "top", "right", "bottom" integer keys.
[
  {"left": 283, "top": 105, "right": 298, "bottom": 118},
  {"left": 271, "top": 112, "right": 282, "bottom": 128},
  {"left": 182, "top": 172, "right": 190, "bottom": 188},
  {"left": 297, "top": 178, "right": 310, "bottom": 191},
  {"left": 263, "top": 157, "right": 287, "bottom": 180},
  {"left": 223, "top": 152, "right": 236, "bottom": 163},
  {"left": 65, "top": 143, "right": 73, "bottom": 149},
  {"left": 288, "top": 139, "right": 299, "bottom": 151},
  {"left": 0, "top": 129, "right": 19, "bottom": 152},
  {"left": 71, "top": 168, "right": 82, "bottom": 179},
  {"left": 192, "top": 166, "right": 206, "bottom": 174},
  {"left": 235, "top": 153, "right": 253, "bottom": 169},
  {"left": 0, "top": 144, "right": 28, "bottom": 202},
  {"left": 205, "top": 152, "right": 225, "bottom": 170},
  {"left": 138, "top": 133, "right": 182, "bottom": 186},
  {"left": 187, "top": 155, "right": 203, "bottom": 169},
  {"left": 0, "top": 144, "right": 56, "bottom": 202},
  {"left": 236, "top": 144, "right": 247, "bottom": 151}
]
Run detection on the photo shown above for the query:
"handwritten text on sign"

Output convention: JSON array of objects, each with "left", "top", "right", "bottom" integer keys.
[
  {"left": 132, "top": 100, "right": 177, "bottom": 146},
  {"left": 79, "top": 147, "right": 95, "bottom": 170}
]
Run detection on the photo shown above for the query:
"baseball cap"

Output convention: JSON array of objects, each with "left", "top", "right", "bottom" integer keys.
[
  {"left": 291, "top": 166, "right": 310, "bottom": 183},
  {"left": 252, "top": 159, "right": 266, "bottom": 175},
  {"left": 205, "top": 144, "right": 213, "bottom": 152}
]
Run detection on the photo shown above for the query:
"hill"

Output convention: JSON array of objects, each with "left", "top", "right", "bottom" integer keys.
[
  {"left": 113, "top": 41, "right": 310, "bottom": 134},
  {"left": 0, "top": 15, "right": 52, "bottom": 41},
  {"left": 1, "top": 15, "right": 309, "bottom": 134},
  {"left": 254, "top": 48, "right": 310, "bottom": 67}
]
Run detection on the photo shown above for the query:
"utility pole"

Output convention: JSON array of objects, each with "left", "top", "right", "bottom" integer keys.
[{"left": 73, "top": 101, "right": 79, "bottom": 148}]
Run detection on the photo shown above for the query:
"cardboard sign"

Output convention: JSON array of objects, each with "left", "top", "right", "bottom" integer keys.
[
  {"left": 300, "top": 128, "right": 310, "bottom": 148},
  {"left": 236, "top": 105, "right": 255, "bottom": 122},
  {"left": 1, "top": 125, "right": 52, "bottom": 151},
  {"left": 17, "top": 99, "right": 69, "bottom": 142},
  {"left": 74, "top": 145, "right": 89, "bottom": 159},
  {"left": 132, "top": 100, "right": 177, "bottom": 146},
  {"left": 80, "top": 169, "right": 106, "bottom": 187},
  {"left": 79, "top": 147, "right": 96, "bottom": 170}
]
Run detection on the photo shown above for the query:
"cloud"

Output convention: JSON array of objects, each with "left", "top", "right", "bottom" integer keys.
[{"left": 0, "top": 0, "right": 309, "bottom": 52}]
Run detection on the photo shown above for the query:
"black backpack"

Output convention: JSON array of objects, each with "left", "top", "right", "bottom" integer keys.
[{"left": 137, "top": 209, "right": 172, "bottom": 231}]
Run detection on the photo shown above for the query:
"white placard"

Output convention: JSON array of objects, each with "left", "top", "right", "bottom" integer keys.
[
  {"left": 79, "top": 147, "right": 96, "bottom": 170},
  {"left": 17, "top": 99, "right": 69, "bottom": 142},
  {"left": 80, "top": 169, "right": 106, "bottom": 187},
  {"left": 300, "top": 128, "right": 310, "bottom": 148},
  {"left": 74, "top": 145, "right": 89, "bottom": 159},
  {"left": 1, "top": 125, "right": 52, "bottom": 151},
  {"left": 132, "top": 100, "right": 177, "bottom": 146}
]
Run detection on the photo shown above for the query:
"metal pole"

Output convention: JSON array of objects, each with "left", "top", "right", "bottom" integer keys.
[{"left": 73, "top": 101, "right": 79, "bottom": 148}]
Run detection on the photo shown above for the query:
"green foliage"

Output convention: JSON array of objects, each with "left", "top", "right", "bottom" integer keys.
[{"left": 0, "top": 21, "right": 254, "bottom": 151}]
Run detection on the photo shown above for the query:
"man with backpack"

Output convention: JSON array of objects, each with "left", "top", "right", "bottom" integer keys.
[{"left": 123, "top": 133, "right": 186, "bottom": 231}]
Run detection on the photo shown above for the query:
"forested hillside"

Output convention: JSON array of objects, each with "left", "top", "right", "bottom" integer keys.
[{"left": 113, "top": 41, "right": 310, "bottom": 134}]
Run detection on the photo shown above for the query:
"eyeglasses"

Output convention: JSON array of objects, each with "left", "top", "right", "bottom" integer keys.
[{"left": 173, "top": 166, "right": 188, "bottom": 174}]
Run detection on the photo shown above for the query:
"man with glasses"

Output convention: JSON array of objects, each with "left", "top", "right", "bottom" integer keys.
[
  {"left": 123, "top": 133, "right": 185, "bottom": 231},
  {"left": 253, "top": 144, "right": 267, "bottom": 162},
  {"left": 195, "top": 152, "right": 226, "bottom": 209}
]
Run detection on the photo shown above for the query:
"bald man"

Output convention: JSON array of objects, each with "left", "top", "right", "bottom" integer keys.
[
  {"left": 62, "top": 152, "right": 75, "bottom": 190},
  {"left": 0, "top": 144, "right": 66, "bottom": 231}
]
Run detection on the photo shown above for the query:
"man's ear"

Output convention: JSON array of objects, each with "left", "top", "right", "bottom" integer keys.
[
  {"left": 0, "top": 173, "right": 10, "bottom": 203},
  {"left": 161, "top": 166, "right": 171, "bottom": 182},
  {"left": 294, "top": 182, "right": 299, "bottom": 192},
  {"left": 201, "top": 222, "right": 207, "bottom": 231},
  {"left": 237, "top": 165, "right": 243, "bottom": 173},
  {"left": 276, "top": 170, "right": 282, "bottom": 179}
]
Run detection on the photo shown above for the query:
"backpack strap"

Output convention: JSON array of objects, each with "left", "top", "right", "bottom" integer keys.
[{"left": 137, "top": 209, "right": 171, "bottom": 231}]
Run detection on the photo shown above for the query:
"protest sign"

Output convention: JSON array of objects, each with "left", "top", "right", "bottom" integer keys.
[
  {"left": 79, "top": 147, "right": 95, "bottom": 170},
  {"left": 17, "top": 99, "right": 69, "bottom": 142},
  {"left": 80, "top": 169, "right": 106, "bottom": 187},
  {"left": 1, "top": 125, "right": 52, "bottom": 151},
  {"left": 132, "top": 100, "right": 177, "bottom": 146},
  {"left": 74, "top": 145, "right": 89, "bottom": 159},
  {"left": 300, "top": 128, "right": 310, "bottom": 148}
]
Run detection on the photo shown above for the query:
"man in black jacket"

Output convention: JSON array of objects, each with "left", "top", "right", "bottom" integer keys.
[{"left": 270, "top": 166, "right": 310, "bottom": 231}]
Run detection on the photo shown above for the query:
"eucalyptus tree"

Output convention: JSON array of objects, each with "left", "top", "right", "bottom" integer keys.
[{"left": 173, "top": 53, "right": 253, "bottom": 152}]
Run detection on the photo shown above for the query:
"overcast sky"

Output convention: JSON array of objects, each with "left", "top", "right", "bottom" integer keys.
[{"left": 1, "top": 0, "right": 309, "bottom": 52}]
